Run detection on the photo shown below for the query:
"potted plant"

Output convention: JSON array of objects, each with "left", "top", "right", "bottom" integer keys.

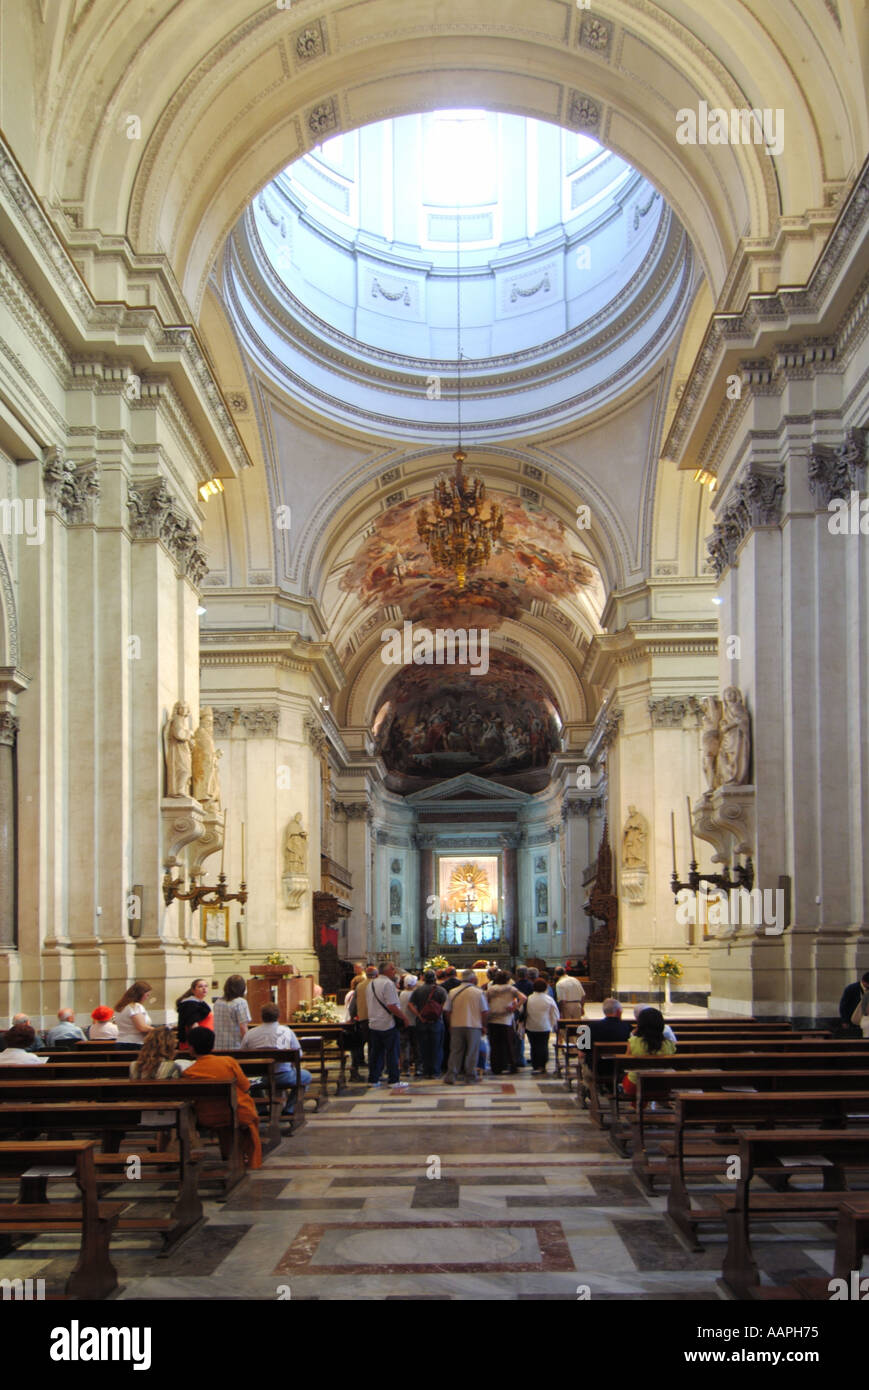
[
  {"left": 650, "top": 955, "right": 683, "bottom": 1008},
  {"left": 250, "top": 952, "right": 296, "bottom": 977}
]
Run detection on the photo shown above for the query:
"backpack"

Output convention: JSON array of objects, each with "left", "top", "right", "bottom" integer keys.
[{"left": 418, "top": 986, "right": 444, "bottom": 1022}]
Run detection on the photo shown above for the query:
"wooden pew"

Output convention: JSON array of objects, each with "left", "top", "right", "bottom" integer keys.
[
  {"left": 621, "top": 1067, "right": 869, "bottom": 1191},
  {"left": 0, "top": 1138, "right": 121, "bottom": 1298},
  {"left": 833, "top": 1194, "right": 869, "bottom": 1280},
  {"left": 717, "top": 1130, "right": 869, "bottom": 1295},
  {"left": 23, "top": 1056, "right": 298, "bottom": 1152},
  {"left": 661, "top": 1092, "right": 869, "bottom": 1249},
  {"left": 588, "top": 1038, "right": 869, "bottom": 1127},
  {"left": 0, "top": 1077, "right": 243, "bottom": 1200}
]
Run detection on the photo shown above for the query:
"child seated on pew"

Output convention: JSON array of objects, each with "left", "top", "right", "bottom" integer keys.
[
  {"left": 621, "top": 1008, "right": 676, "bottom": 1103},
  {"left": 183, "top": 1027, "right": 263, "bottom": 1170}
]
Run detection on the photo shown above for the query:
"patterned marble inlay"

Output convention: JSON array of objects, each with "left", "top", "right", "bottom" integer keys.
[{"left": 273, "top": 1220, "right": 574, "bottom": 1276}]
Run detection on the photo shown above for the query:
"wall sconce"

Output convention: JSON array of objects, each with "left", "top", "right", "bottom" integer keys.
[
  {"left": 693, "top": 468, "right": 718, "bottom": 492},
  {"left": 198, "top": 478, "right": 225, "bottom": 501}
]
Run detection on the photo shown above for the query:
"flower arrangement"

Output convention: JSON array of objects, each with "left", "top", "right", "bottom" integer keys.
[
  {"left": 423, "top": 955, "right": 450, "bottom": 972},
  {"left": 650, "top": 955, "right": 684, "bottom": 980},
  {"left": 292, "top": 997, "right": 341, "bottom": 1024},
  {"left": 265, "top": 951, "right": 287, "bottom": 966}
]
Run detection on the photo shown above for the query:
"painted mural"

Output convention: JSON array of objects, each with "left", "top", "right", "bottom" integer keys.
[
  {"left": 341, "top": 491, "right": 596, "bottom": 629},
  {"left": 373, "top": 650, "right": 562, "bottom": 792}
]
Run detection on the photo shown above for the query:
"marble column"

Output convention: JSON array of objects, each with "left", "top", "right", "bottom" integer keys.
[
  {"left": 418, "top": 844, "right": 434, "bottom": 960},
  {"left": 502, "top": 844, "right": 518, "bottom": 959},
  {"left": 0, "top": 712, "right": 17, "bottom": 947}
]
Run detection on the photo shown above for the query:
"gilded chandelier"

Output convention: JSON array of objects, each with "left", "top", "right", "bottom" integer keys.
[{"left": 416, "top": 448, "right": 503, "bottom": 591}]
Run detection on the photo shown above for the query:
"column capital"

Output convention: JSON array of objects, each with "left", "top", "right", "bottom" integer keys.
[{"left": 0, "top": 711, "right": 18, "bottom": 746}]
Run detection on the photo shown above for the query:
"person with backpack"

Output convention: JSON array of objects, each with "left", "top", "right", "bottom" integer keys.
[
  {"left": 442, "top": 969, "right": 489, "bottom": 1085},
  {"left": 408, "top": 970, "right": 448, "bottom": 1078}
]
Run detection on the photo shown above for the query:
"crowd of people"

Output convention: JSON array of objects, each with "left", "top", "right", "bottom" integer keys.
[{"left": 344, "top": 961, "right": 587, "bottom": 1088}]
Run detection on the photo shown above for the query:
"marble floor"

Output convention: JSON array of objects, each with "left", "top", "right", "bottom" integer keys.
[{"left": 2, "top": 1021, "right": 859, "bottom": 1302}]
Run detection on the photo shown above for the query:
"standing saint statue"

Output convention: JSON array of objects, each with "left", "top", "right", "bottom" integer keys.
[
  {"left": 717, "top": 687, "right": 751, "bottom": 785},
  {"left": 284, "top": 812, "right": 308, "bottom": 875},
  {"left": 622, "top": 806, "right": 648, "bottom": 868},
  {"left": 700, "top": 696, "right": 723, "bottom": 791},
  {"left": 165, "top": 701, "right": 193, "bottom": 797},
  {"left": 191, "top": 706, "right": 221, "bottom": 811}
]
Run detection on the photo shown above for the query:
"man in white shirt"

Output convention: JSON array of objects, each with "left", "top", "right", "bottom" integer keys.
[
  {"left": 554, "top": 967, "right": 585, "bottom": 1020},
  {"left": 444, "top": 970, "right": 489, "bottom": 1084},
  {"left": 0, "top": 1023, "right": 47, "bottom": 1064},
  {"left": 366, "top": 962, "right": 408, "bottom": 1090},
  {"left": 241, "top": 1004, "right": 312, "bottom": 1114}
]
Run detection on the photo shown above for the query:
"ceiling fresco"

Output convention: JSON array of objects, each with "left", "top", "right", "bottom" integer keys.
[
  {"left": 341, "top": 489, "right": 596, "bottom": 630},
  {"left": 372, "top": 650, "right": 562, "bottom": 793}
]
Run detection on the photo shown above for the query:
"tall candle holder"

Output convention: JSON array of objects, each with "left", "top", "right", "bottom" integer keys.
[{"left": 669, "top": 799, "right": 754, "bottom": 900}]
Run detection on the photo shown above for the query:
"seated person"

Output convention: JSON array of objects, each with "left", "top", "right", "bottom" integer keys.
[
  {"left": 634, "top": 1003, "right": 677, "bottom": 1043},
  {"left": 183, "top": 1027, "right": 262, "bottom": 1169},
  {"left": 129, "top": 1025, "right": 182, "bottom": 1080},
  {"left": 88, "top": 1006, "right": 118, "bottom": 1040},
  {"left": 0, "top": 1014, "right": 43, "bottom": 1051},
  {"left": 622, "top": 1007, "right": 676, "bottom": 1101},
  {"left": 241, "top": 1004, "right": 312, "bottom": 1114},
  {"left": 45, "top": 1008, "right": 86, "bottom": 1048},
  {"left": 0, "top": 1023, "right": 47, "bottom": 1064},
  {"left": 578, "top": 997, "right": 633, "bottom": 1089}
]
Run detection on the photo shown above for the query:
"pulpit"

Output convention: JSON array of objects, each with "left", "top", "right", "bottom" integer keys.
[{"left": 248, "top": 964, "right": 313, "bottom": 1025}]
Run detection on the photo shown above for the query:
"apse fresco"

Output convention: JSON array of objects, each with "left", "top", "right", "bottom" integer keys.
[
  {"left": 341, "top": 492, "right": 595, "bottom": 629},
  {"left": 373, "top": 650, "right": 562, "bottom": 792}
]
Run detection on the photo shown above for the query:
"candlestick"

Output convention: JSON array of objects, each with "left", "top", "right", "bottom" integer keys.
[
  {"left": 686, "top": 795, "right": 696, "bottom": 863},
  {"left": 241, "top": 821, "right": 246, "bottom": 883},
  {"left": 670, "top": 810, "right": 677, "bottom": 875},
  {"left": 220, "top": 809, "right": 227, "bottom": 875}
]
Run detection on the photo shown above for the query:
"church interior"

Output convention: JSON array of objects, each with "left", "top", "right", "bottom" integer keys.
[{"left": 0, "top": 0, "right": 867, "bottom": 1316}]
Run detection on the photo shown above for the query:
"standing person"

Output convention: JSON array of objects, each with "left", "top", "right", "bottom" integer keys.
[
  {"left": 183, "top": 1027, "right": 262, "bottom": 1169},
  {"left": 408, "top": 970, "right": 447, "bottom": 1078},
  {"left": 486, "top": 971, "right": 522, "bottom": 1075},
  {"left": 349, "top": 965, "right": 377, "bottom": 1082},
  {"left": 554, "top": 967, "right": 585, "bottom": 1020},
  {"left": 114, "top": 982, "right": 154, "bottom": 1049},
  {"left": 399, "top": 974, "right": 419, "bottom": 1076},
  {"left": 443, "top": 970, "right": 488, "bottom": 1085},
  {"left": 622, "top": 1007, "right": 675, "bottom": 1101},
  {"left": 212, "top": 975, "right": 251, "bottom": 1049},
  {"left": 176, "top": 979, "right": 214, "bottom": 1050},
  {"left": 525, "top": 978, "right": 560, "bottom": 1074},
  {"left": 367, "top": 962, "right": 409, "bottom": 1090}
]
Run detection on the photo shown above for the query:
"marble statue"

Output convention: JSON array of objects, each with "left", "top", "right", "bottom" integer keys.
[
  {"left": 191, "top": 706, "right": 221, "bottom": 811},
  {"left": 622, "top": 806, "right": 648, "bottom": 867},
  {"left": 284, "top": 812, "right": 308, "bottom": 875},
  {"left": 165, "top": 701, "right": 193, "bottom": 797},
  {"left": 718, "top": 686, "right": 751, "bottom": 785},
  {"left": 700, "top": 696, "right": 723, "bottom": 791}
]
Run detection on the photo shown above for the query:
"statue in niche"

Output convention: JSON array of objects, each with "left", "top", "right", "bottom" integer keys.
[
  {"left": 191, "top": 706, "right": 222, "bottom": 811},
  {"left": 165, "top": 701, "right": 193, "bottom": 797},
  {"left": 390, "top": 881, "right": 402, "bottom": 917},
  {"left": 621, "top": 806, "right": 648, "bottom": 868},
  {"left": 284, "top": 813, "right": 308, "bottom": 875},
  {"left": 535, "top": 879, "right": 548, "bottom": 918},
  {"left": 700, "top": 696, "right": 723, "bottom": 791},
  {"left": 717, "top": 686, "right": 751, "bottom": 785}
]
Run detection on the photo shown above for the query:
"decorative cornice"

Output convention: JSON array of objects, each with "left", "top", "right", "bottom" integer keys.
[
  {"left": 707, "top": 467, "right": 785, "bottom": 579},
  {"left": 807, "top": 426, "right": 867, "bottom": 508},
  {"left": 335, "top": 801, "right": 369, "bottom": 820},
  {"left": 0, "top": 711, "right": 19, "bottom": 747},
  {"left": 126, "top": 477, "right": 208, "bottom": 587},
  {"left": 648, "top": 695, "right": 703, "bottom": 728},
  {"left": 42, "top": 448, "right": 100, "bottom": 525},
  {"left": 212, "top": 706, "right": 280, "bottom": 738},
  {"left": 562, "top": 797, "right": 601, "bottom": 819}
]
